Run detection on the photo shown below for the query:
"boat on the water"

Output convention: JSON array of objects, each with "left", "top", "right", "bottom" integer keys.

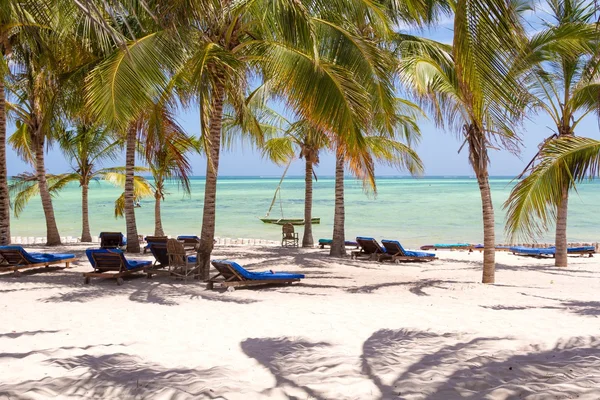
[
  {"left": 260, "top": 217, "right": 320, "bottom": 226},
  {"left": 260, "top": 161, "right": 320, "bottom": 226}
]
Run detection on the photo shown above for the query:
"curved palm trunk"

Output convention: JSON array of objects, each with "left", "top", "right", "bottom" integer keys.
[
  {"left": 468, "top": 129, "right": 495, "bottom": 283},
  {"left": 80, "top": 183, "right": 92, "bottom": 242},
  {"left": 124, "top": 125, "right": 140, "bottom": 253},
  {"left": 35, "top": 136, "right": 61, "bottom": 245},
  {"left": 554, "top": 186, "right": 568, "bottom": 267},
  {"left": 0, "top": 80, "right": 10, "bottom": 245},
  {"left": 330, "top": 147, "right": 346, "bottom": 257},
  {"left": 302, "top": 158, "right": 314, "bottom": 248},
  {"left": 197, "top": 83, "right": 226, "bottom": 280},
  {"left": 154, "top": 191, "right": 164, "bottom": 237}
]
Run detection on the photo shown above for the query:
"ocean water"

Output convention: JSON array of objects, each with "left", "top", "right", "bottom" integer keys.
[{"left": 9, "top": 176, "right": 600, "bottom": 247}]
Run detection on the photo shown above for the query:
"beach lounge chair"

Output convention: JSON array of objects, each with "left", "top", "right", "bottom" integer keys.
[
  {"left": 208, "top": 260, "right": 305, "bottom": 290},
  {"left": 143, "top": 236, "right": 168, "bottom": 253},
  {"left": 147, "top": 242, "right": 169, "bottom": 268},
  {"left": 281, "top": 223, "right": 299, "bottom": 247},
  {"left": 99, "top": 232, "right": 127, "bottom": 249},
  {"left": 318, "top": 239, "right": 359, "bottom": 249},
  {"left": 0, "top": 246, "right": 76, "bottom": 275},
  {"left": 351, "top": 237, "right": 387, "bottom": 261},
  {"left": 381, "top": 240, "right": 437, "bottom": 262},
  {"left": 84, "top": 248, "right": 151, "bottom": 285},
  {"left": 509, "top": 246, "right": 595, "bottom": 258},
  {"left": 167, "top": 239, "right": 197, "bottom": 281},
  {"left": 177, "top": 235, "right": 201, "bottom": 251}
]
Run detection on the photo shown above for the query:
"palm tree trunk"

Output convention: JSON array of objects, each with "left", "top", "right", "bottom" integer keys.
[
  {"left": 0, "top": 79, "right": 10, "bottom": 245},
  {"left": 330, "top": 146, "right": 346, "bottom": 257},
  {"left": 197, "top": 83, "right": 226, "bottom": 280},
  {"left": 468, "top": 128, "right": 495, "bottom": 283},
  {"left": 80, "top": 183, "right": 92, "bottom": 242},
  {"left": 154, "top": 191, "right": 164, "bottom": 237},
  {"left": 124, "top": 125, "right": 140, "bottom": 253},
  {"left": 35, "top": 135, "right": 61, "bottom": 245},
  {"left": 302, "top": 158, "right": 314, "bottom": 247},
  {"left": 554, "top": 185, "right": 569, "bottom": 267}
]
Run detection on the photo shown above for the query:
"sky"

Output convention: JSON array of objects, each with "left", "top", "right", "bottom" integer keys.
[{"left": 7, "top": 4, "right": 600, "bottom": 178}]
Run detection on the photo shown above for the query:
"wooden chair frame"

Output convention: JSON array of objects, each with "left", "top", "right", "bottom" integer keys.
[
  {"left": 83, "top": 251, "right": 148, "bottom": 285},
  {"left": 0, "top": 249, "right": 76, "bottom": 276}
]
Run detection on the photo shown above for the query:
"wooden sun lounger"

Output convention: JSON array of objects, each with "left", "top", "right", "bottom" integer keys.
[
  {"left": 381, "top": 240, "right": 437, "bottom": 263},
  {"left": 143, "top": 236, "right": 168, "bottom": 253},
  {"left": 84, "top": 249, "right": 150, "bottom": 285},
  {"left": 0, "top": 248, "right": 76, "bottom": 276},
  {"left": 207, "top": 260, "right": 303, "bottom": 291},
  {"left": 351, "top": 237, "right": 387, "bottom": 261}
]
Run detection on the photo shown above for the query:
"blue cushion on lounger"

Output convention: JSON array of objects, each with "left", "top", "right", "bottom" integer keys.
[
  {"left": 433, "top": 243, "right": 471, "bottom": 248},
  {"left": 0, "top": 246, "right": 75, "bottom": 264},
  {"left": 213, "top": 260, "right": 304, "bottom": 280},
  {"left": 510, "top": 246, "right": 595, "bottom": 255},
  {"left": 177, "top": 235, "right": 199, "bottom": 240},
  {"left": 86, "top": 248, "right": 151, "bottom": 270},
  {"left": 381, "top": 240, "right": 435, "bottom": 257}
]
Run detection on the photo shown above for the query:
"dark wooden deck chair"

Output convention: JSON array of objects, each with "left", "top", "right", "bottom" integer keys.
[
  {"left": 147, "top": 242, "right": 169, "bottom": 267},
  {"left": 0, "top": 246, "right": 76, "bottom": 275},
  {"left": 281, "top": 223, "right": 298, "bottom": 247},
  {"left": 318, "top": 239, "right": 359, "bottom": 249},
  {"left": 381, "top": 240, "right": 437, "bottom": 262},
  {"left": 208, "top": 260, "right": 305, "bottom": 291},
  {"left": 351, "top": 237, "right": 386, "bottom": 261},
  {"left": 143, "top": 236, "right": 168, "bottom": 253},
  {"left": 99, "top": 232, "right": 127, "bottom": 249},
  {"left": 176, "top": 235, "right": 201, "bottom": 251},
  {"left": 84, "top": 248, "right": 151, "bottom": 285},
  {"left": 167, "top": 239, "right": 197, "bottom": 281}
]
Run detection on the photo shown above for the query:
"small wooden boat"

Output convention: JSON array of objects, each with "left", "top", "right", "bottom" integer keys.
[
  {"left": 260, "top": 217, "right": 320, "bottom": 226},
  {"left": 260, "top": 160, "right": 320, "bottom": 226}
]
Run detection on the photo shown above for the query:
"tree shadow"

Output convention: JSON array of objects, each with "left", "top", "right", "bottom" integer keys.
[
  {"left": 240, "top": 330, "right": 600, "bottom": 399},
  {"left": 41, "top": 280, "right": 260, "bottom": 305},
  {"left": 0, "top": 330, "right": 60, "bottom": 339},
  {"left": 0, "top": 351, "right": 237, "bottom": 399},
  {"left": 347, "top": 279, "right": 471, "bottom": 296},
  {"left": 241, "top": 337, "right": 371, "bottom": 400}
]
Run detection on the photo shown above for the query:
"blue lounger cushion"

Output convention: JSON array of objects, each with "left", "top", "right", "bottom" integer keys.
[
  {"left": 177, "top": 235, "right": 199, "bottom": 240},
  {"left": 213, "top": 260, "right": 304, "bottom": 280},
  {"left": 86, "top": 248, "right": 152, "bottom": 270},
  {"left": 381, "top": 240, "right": 436, "bottom": 257},
  {"left": 0, "top": 246, "right": 75, "bottom": 264},
  {"left": 510, "top": 246, "right": 595, "bottom": 255},
  {"left": 318, "top": 239, "right": 359, "bottom": 246},
  {"left": 432, "top": 243, "right": 471, "bottom": 248}
]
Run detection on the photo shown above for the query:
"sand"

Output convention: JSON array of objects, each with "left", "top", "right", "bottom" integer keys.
[{"left": 1, "top": 244, "right": 599, "bottom": 399}]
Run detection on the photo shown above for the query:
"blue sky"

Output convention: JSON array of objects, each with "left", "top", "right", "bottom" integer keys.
[{"left": 7, "top": 4, "right": 600, "bottom": 178}]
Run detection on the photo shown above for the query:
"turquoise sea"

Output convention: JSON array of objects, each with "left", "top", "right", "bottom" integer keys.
[{"left": 9, "top": 177, "right": 600, "bottom": 246}]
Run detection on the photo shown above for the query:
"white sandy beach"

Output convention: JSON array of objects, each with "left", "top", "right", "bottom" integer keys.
[{"left": 1, "top": 244, "right": 599, "bottom": 399}]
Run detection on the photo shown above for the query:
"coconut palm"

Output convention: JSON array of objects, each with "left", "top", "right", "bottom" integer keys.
[
  {"left": 397, "top": 1, "right": 529, "bottom": 283},
  {"left": 504, "top": 0, "right": 600, "bottom": 267},
  {"left": 141, "top": 103, "right": 195, "bottom": 236},
  {"left": 9, "top": 169, "right": 153, "bottom": 230},
  {"left": 80, "top": 0, "right": 404, "bottom": 279},
  {"left": 56, "top": 124, "right": 121, "bottom": 241},
  {"left": 262, "top": 119, "right": 330, "bottom": 248},
  {"left": 505, "top": 136, "right": 600, "bottom": 244},
  {"left": 329, "top": 115, "right": 425, "bottom": 257}
]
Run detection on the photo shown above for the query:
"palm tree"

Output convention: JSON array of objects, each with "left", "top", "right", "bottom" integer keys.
[
  {"left": 141, "top": 103, "right": 195, "bottom": 236},
  {"left": 10, "top": 169, "right": 153, "bottom": 232},
  {"left": 81, "top": 1, "right": 401, "bottom": 279},
  {"left": 262, "top": 119, "right": 330, "bottom": 248},
  {"left": 329, "top": 123, "right": 425, "bottom": 257},
  {"left": 56, "top": 124, "right": 121, "bottom": 242},
  {"left": 397, "top": 1, "right": 529, "bottom": 283},
  {"left": 505, "top": 136, "right": 600, "bottom": 244},
  {"left": 504, "top": 0, "right": 600, "bottom": 267}
]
